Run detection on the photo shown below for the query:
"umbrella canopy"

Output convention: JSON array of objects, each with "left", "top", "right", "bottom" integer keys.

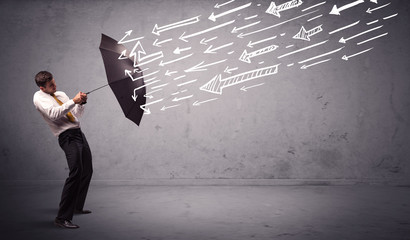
[{"left": 99, "top": 33, "right": 146, "bottom": 126}]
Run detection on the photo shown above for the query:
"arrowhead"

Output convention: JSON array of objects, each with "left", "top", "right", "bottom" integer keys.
[
  {"left": 329, "top": 5, "right": 340, "bottom": 15},
  {"left": 231, "top": 27, "right": 238, "bottom": 34},
  {"left": 293, "top": 26, "right": 310, "bottom": 41},
  {"left": 132, "top": 94, "right": 138, "bottom": 101},
  {"left": 239, "top": 50, "right": 251, "bottom": 63},
  {"left": 237, "top": 32, "right": 245, "bottom": 38},
  {"left": 208, "top": 12, "right": 217, "bottom": 22},
  {"left": 173, "top": 47, "right": 181, "bottom": 54},
  {"left": 193, "top": 101, "right": 200, "bottom": 106},
  {"left": 342, "top": 55, "right": 348, "bottom": 61},
  {"left": 266, "top": 2, "right": 280, "bottom": 17},
  {"left": 153, "top": 39, "right": 160, "bottom": 47},
  {"left": 125, "top": 30, "right": 132, "bottom": 36},
  {"left": 240, "top": 86, "right": 247, "bottom": 92},
  {"left": 160, "top": 106, "right": 166, "bottom": 111},
  {"left": 141, "top": 106, "right": 151, "bottom": 114},
  {"left": 185, "top": 61, "right": 204, "bottom": 72},
  {"left": 200, "top": 74, "right": 223, "bottom": 94},
  {"left": 125, "top": 69, "right": 132, "bottom": 76},
  {"left": 301, "top": 65, "right": 307, "bottom": 70},
  {"left": 214, "top": 3, "right": 220, "bottom": 8},
  {"left": 152, "top": 24, "right": 160, "bottom": 36},
  {"left": 200, "top": 38, "right": 207, "bottom": 45},
  {"left": 366, "top": 8, "right": 372, "bottom": 14},
  {"left": 204, "top": 45, "right": 215, "bottom": 54},
  {"left": 158, "top": 61, "right": 165, "bottom": 67},
  {"left": 179, "top": 32, "right": 188, "bottom": 42},
  {"left": 118, "top": 50, "right": 127, "bottom": 59},
  {"left": 247, "top": 41, "right": 254, "bottom": 48},
  {"left": 339, "top": 37, "right": 346, "bottom": 44}
]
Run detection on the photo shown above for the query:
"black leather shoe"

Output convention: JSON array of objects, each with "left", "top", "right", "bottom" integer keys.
[
  {"left": 75, "top": 209, "right": 92, "bottom": 214},
  {"left": 54, "top": 218, "right": 79, "bottom": 229}
]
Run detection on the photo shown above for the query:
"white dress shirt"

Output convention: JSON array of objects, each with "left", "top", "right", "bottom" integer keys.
[{"left": 33, "top": 90, "right": 85, "bottom": 137}]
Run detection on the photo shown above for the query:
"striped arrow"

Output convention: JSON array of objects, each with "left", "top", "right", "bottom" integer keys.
[
  {"left": 266, "top": 0, "right": 303, "bottom": 18},
  {"left": 239, "top": 44, "right": 278, "bottom": 63},
  {"left": 293, "top": 25, "right": 323, "bottom": 41},
  {"left": 329, "top": 0, "right": 364, "bottom": 15},
  {"left": 200, "top": 64, "right": 279, "bottom": 94}
]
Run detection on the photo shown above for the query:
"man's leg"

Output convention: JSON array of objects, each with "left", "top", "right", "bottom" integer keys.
[
  {"left": 75, "top": 131, "right": 93, "bottom": 212},
  {"left": 56, "top": 130, "right": 84, "bottom": 221}
]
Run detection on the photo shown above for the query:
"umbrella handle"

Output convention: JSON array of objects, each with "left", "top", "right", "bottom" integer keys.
[{"left": 85, "top": 83, "right": 109, "bottom": 95}]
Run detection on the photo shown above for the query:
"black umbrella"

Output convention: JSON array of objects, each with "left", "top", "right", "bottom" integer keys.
[{"left": 93, "top": 33, "right": 146, "bottom": 126}]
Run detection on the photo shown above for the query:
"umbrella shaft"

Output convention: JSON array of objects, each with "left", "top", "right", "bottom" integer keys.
[{"left": 86, "top": 83, "right": 109, "bottom": 95}]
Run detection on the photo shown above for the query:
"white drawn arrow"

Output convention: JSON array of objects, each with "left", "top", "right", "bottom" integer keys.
[
  {"left": 214, "top": 0, "right": 235, "bottom": 8},
  {"left": 366, "top": 3, "right": 390, "bottom": 14},
  {"left": 161, "top": 104, "right": 180, "bottom": 111},
  {"left": 247, "top": 35, "right": 277, "bottom": 48},
  {"left": 342, "top": 47, "right": 373, "bottom": 60},
  {"left": 200, "top": 37, "right": 218, "bottom": 45},
  {"left": 298, "top": 46, "right": 345, "bottom": 64},
  {"left": 153, "top": 38, "right": 172, "bottom": 47},
  {"left": 131, "top": 90, "right": 138, "bottom": 102},
  {"left": 240, "top": 82, "right": 265, "bottom": 91},
  {"left": 200, "top": 64, "right": 279, "bottom": 95},
  {"left": 209, "top": 2, "right": 251, "bottom": 21},
  {"left": 140, "top": 98, "right": 164, "bottom": 114},
  {"left": 118, "top": 30, "right": 144, "bottom": 44},
  {"left": 165, "top": 70, "right": 178, "bottom": 76},
  {"left": 144, "top": 89, "right": 162, "bottom": 99},
  {"left": 266, "top": 0, "right": 303, "bottom": 18},
  {"left": 152, "top": 15, "right": 200, "bottom": 36},
  {"left": 231, "top": 21, "right": 261, "bottom": 33},
  {"left": 125, "top": 69, "right": 159, "bottom": 82},
  {"left": 118, "top": 50, "right": 128, "bottom": 60},
  {"left": 238, "top": 10, "right": 317, "bottom": 38},
  {"left": 184, "top": 59, "right": 227, "bottom": 72},
  {"left": 159, "top": 53, "right": 193, "bottom": 66},
  {"left": 293, "top": 25, "right": 323, "bottom": 41},
  {"left": 224, "top": 66, "right": 238, "bottom": 74},
  {"left": 193, "top": 98, "right": 218, "bottom": 106},
  {"left": 300, "top": 58, "right": 331, "bottom": 69},
  {"left": 172, "top": 95, "right": 194, "bottom": 102},
  {"left": 328, "top": 20, "right": 360, "bottom": 34},
  {"left": 239, "top": 44, "right": 278, "bottom": 63},
  {"left": 129, "top": 41, "right": 164, "bottom": 67},
  {"left": 329, "top": 0, "right": 364, "bottom": 15},
  {"left": 180, "top": 20, "right": 235, "bottom": 42},
  {"left": 204, "top": 42, "right": 233, "bottom": 54},
  {"left": 339, "top": 25, "right": 383, "bottom": 43},
  {"left": 173, "top": 47, "right": 192, "bottom": 54}
]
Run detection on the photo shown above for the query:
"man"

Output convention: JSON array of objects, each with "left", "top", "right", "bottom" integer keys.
[{"left": 33, "top": 71, "right": 93, "bottom": 229}]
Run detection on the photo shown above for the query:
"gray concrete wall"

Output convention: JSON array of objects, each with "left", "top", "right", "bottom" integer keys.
[{"left": 0, "top": 0, "right": 409, "bottom": 182}]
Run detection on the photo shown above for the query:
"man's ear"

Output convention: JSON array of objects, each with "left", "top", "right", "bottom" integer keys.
[{"left": 39, "top": 86, "right": 45, "bottom": 92}]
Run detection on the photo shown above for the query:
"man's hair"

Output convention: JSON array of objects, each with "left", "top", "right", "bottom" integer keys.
[{"left": 35, "top": 71, "right": 53, "bottom": 87}]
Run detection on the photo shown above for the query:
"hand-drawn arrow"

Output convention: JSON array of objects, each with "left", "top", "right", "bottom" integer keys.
[
  {"left": 366, "top": 3, "right": 390, "bottom": 14},
  {"left": 129, "top": 41, "right": 164, "bottom": 67},
  {"left": 118, "top": 30, "right": 144, "bottom": 44},
  {"left": 209, "top": 2, "right": 251, "bottom": 21},
  {"left": 193, "top": 98, "right": 218, "bottom": 106},
  {"left": 131, "top": 91, "right": 138, "bottom": 102},
  {"left": 214, "top": 0, "right": 235, "bottom": 9},
  {"left": 179, "top": 20, "right": 235, "bottom": 42},
  {"left": 293, "top": 25, "right": 323, "bottom": 41},
  {"left": 204, "top": 42, "right": 233, "bottom": 54},
  {"left": 266, "top": 0, "right": 303, "bottom": 18},
  {"left": 239, "top": 44, "right": 278, "bottom": 63},
  {"left": 152, "top": 15, "right": 200, "bottom": 36},
  {"left": 339, "top": 25, "right": 383, "bottom": 43},
  {"left": 329, "top": 0, "right": 364, "bottom": 15},
  {"left": 161, "top": 104, "right": 180, "bottom": 111},
  {"left": 153, "top": 38, "right": 172, "bottom": 47},
  {"left": 140, "top": 98, "right": 164, "bottom": 114},
  {"left": 125, "top": 69, "right": 159, "bottom": 82},
  {"left": 173, "top": 47, "right": 192, "bottom": 54},
  {"left": 231, "top": 21, "right": 260, "bottom": 33},
  {"left": 342, "top": 47, "right": 373, "bottom": 60},
  {"left": 184, "top": 59, "right": 227, "bottom": 72},
  {"left": 224, "top": 66, "right": 238, "bottom": 74},
  {"left": 240, "top": 82, "right": 265, "bottom": 91},
  {"left": 172, "top": 95, "right": 194, "bottom": 102},
  {"left": 118, "top": 50, "right": 128, "bottom": 60},
  {"left": 247, "top": 35, "right": 277, "bottom": 48},
  {"left": 165, "top": 70, "right": 178, "bottom": 76},
  {"left": 200, "top": 37, "right": 218, "bottom": 45},
  {"left": 200, "top": 64, "right": 279, "bottom": 94}
]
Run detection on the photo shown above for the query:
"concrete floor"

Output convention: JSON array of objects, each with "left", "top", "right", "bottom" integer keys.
[{"left": 1, "top": 183, "right": 409, "bottom": 240}]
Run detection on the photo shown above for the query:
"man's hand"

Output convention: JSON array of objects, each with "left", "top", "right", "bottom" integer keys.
[{"left": 73, "top": 92, "right": 87, "bottom": 104}]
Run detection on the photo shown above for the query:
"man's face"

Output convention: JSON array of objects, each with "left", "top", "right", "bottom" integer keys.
[{"left": 40, "top": 78, "right": 57, "bottom": 94}]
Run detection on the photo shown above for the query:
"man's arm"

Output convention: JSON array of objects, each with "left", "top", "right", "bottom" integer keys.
[{"left": 33, "top": 92, "right": 84, "bottom": 121}]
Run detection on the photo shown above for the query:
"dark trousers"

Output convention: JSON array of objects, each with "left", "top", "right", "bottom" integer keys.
[{"left": 57, "top": 128, "right": 93, "bottom": 220}]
